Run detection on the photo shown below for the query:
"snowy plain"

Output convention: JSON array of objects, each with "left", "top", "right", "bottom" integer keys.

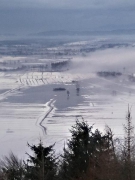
[{"left": 0, "top": 36, "right": 135, "bottom": 158}]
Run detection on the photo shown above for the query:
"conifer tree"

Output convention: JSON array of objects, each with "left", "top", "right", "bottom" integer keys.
[
  {"left": 122, "top": 107, "right": 135, "bottom": 180},
  {"left": 59, "top": 120, "right": 116, "bottom": 180},
  {"left": 59, "top": 120, "right": 92, "bottom": 179},
  {"left": 25, "top": 140, "right": 57, "bottom": 180}
]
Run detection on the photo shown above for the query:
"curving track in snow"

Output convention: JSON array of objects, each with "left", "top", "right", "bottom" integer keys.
[{"left": 36, "top": 99, "right": 55, "bottom": 135}]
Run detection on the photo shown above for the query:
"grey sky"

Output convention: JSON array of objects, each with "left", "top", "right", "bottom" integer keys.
[
  {"left": 0, "top": 0, "right": 135, "bottom": 35},
  {"left": 1, "top": 0, "right": 135, "bottom": 9}
]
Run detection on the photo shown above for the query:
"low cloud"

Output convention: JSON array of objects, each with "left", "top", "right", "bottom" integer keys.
[{"left": 71, "top": 46, "right": 135, "bottom": 73}]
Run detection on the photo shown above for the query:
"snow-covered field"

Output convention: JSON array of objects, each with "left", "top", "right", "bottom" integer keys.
[{"left": 1, "top": 37, "right": 135, "bottom": 157}]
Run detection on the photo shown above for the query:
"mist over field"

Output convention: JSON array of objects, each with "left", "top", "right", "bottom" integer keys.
[{"left": 71, "top": 47, "right": 135, "bottom": 73}]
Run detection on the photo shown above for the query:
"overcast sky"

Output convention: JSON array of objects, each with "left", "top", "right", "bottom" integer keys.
[{"left": 0, "top": 0, "right": 135, "bottom": 35}]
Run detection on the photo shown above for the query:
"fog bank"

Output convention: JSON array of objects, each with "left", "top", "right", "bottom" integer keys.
[{"left": 71, "top": 47, "right": 135, "bottom": 74}]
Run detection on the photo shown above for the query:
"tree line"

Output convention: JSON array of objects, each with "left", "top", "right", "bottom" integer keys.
[{"left": 0, "top": 109, "right": 135, "bottom": 180}]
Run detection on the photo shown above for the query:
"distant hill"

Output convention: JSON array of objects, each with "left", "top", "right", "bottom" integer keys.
[{"left": 30, "top": 29, "right": 135, "bottom": 36}]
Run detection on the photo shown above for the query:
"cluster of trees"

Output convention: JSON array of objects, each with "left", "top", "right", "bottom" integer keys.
[
  {"left": 97, "top": 71, "right": 122, "bottom": 78},
  {"left": 51, "top": 60, "right": 69, "bottom": 70},
  {"left": 0, "top": 110, "right": 135, "bottom": 180}
]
